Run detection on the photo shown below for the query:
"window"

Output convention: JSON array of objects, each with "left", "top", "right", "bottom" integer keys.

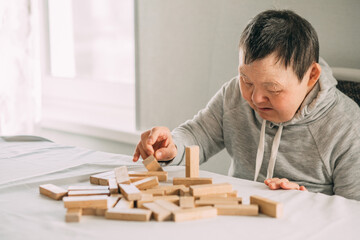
[{"left": 41, "top": 0, "right": 138, "bottom": 143}]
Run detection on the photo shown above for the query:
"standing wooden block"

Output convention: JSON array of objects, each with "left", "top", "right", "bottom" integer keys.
[
  {"left": 39, "top": 184, "right": 68, "bottom": 200},
  {"left": 105, "top": 208, "right": 152, "bottom": 221},
  {"left": 63, "top": 195, "right": 108, "bottom": 209},
  {"left": 143, "top": 202, "right": 172, "bottom": 221},
  {"left": 128, "top": 171, "right": 168, "bottom": 182},
  {"left": 114, "top": 198, "right": 134, "bottom": 209},
  {"left": 68, "top": 189, "right": 110, "bottom": 197},
  {"left": 154, "top": 199, "right": 181, "bottom": 213},
  {"left": 68, "top": 185, "right": 109, "bottom": 191},
  {"left": 179, "top": 196, "right": 195, "bottom": 208},
  {"left": 185, "top": 146, "right": 199, "bottom": 178},
  {"left": 215, "top": 204, "right": 259, "bottom": 216},
  {"left": 65, "top": 208, "right": 82, "bottom": 222},
  {"left": 173, "top": 177, "right": 212, "bottom": 187},
  {"left": 133, "top": 176, "right": 159, "bottom": 190},
  {"left": 108, "top": 178, "right": 119, "bottom": 194},
  {"left": 115, "top": 166, "right": 131, "bottom": 184},
  {"left": 190, "top": 183, "right": 233, "bottom": 197},
  {"left": 119, "top": 184, "right": 142, "bottom": 201},
  {"left": 250, "top": 195, "right": 283, "bottom": 218},
  {"left": 173, "top": 206, "right": 217, "bottom": 222},
  {"left": 142, "top": 155, "right": 163, "bottom": 171}
]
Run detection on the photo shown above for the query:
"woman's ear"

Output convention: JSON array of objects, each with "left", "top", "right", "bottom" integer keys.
[{"left": 307, "top": 62, "right": 321, "bottom": 88}]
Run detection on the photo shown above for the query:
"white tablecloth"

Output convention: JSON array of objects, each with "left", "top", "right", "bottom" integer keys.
[{"left": 1, "top": 137, "right": 359, "bottom": 240}]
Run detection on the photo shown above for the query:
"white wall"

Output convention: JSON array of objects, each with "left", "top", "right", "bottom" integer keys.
[{"left": 136, "top": 0, "right": 360, "bottom": 174}]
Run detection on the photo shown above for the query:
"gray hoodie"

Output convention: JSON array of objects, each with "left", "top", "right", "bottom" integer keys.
[{"left": 171, "top": 58, "right": 360, "bottom": 201}]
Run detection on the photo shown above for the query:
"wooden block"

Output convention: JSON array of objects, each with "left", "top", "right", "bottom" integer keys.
[
  {"left": 250, "top": 195, "right": 283, "bottom": 218},
  {"left": 154, "top": 199, "right": 181, "bottom": 212},
  {"left": 114, "top": 198, "right": 134, "bottom": 209},
  {"left": 63, "top": 195, "right": 108, "bottom": 209},
  {"left": 173, "top": 206, "right": 217, "bottom": 222},
  {"left": 227, "top": 191, "right": 238, "bottom": 198},
  {"left": 190, "top": 183, "right": 233, "bottom": 197},
  {"left": 65, "top": 208, "right": 82, "bottom": 222},
  {"left": 141, "top": 188, "right": 166, "bottom": 196},
  {"left": 142, "top": 155, "right": 163, "bottom": 171},
  {"left": 195, "top": 193, "right": 227, "bottom": 200},
  {"left": 215, "top": 204, "right": 259, "bottom": 216},
  {"left": 153, "top": 195, "right": 180, "bottom": 205},
  {"left": 199, "top": 196, "right": 242, "bottom": 204},
  {"left": 39, "top": 184, "right": 68, "bottom": 200},
  {"left": 173, "top": 177, "right": 212, "bottom": 187},
  {"left": 108, "top": 194, "right": 122, "bottom": 208},
  {"left": 108, "top": 179, "right": 119, "bottom": 194},
  {"left": 105, "top": 208, "right": 151, "bottom": 221},
  {"left": 95, "top": 208, "right": 107, "bottom": 216},
  {"left": 185, "top": 146, "right": 199, "bottom": 178},
  {"left": 115, "top": 166, "right": 131, "bottom": 184},
  {"left": 136, "top": 193, "right": 154, "bottom": 208},
  {"left": 82, "top": 208, "right": 96, "bottom": 216},
  {"left": 68, "top": 185, "right": 109, "bottom": 191},
  {"left": 153, "top": 185, "right": 187, "bottom": 195},
  {"left": 195, "top": 198, "right": 239, "bottom": 207},
  {"left": 143, "top": 202, "right": 172, "bottom": 221},
  {"left": 119, "top": 184, "right": 142, "bottom": 201},
  {"left": 90, "top": 171, "right": 114, "bottom": 185},
  {"left": 179, "top": 196, "right": 195, "bottom": 208},
  {"left": 68, "top": 189, "right": 110, "bottom": 196},
  {"left": 179, "top": 187, "right": 191, "bottom": 196},
  {"left": 130, "top": 176, "right": 147, "bottom": 183},
  {"left": 133, "top": 176, "right": 159, "bottom": 190},
  {"left": 129, "top": 171, "right": 168, "bottom": 182}
]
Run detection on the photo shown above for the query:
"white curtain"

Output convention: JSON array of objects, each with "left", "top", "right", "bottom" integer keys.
[{"left": 0, "top": 0, "right": 40, "bottom": 135}]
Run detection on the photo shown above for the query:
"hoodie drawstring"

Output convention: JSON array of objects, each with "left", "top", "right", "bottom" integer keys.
[{"left": 254, "top": 119, "right": 283, "bottom": 181}]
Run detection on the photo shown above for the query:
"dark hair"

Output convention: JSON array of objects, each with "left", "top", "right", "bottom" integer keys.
[{"left": 239, "top": 10, "right": 319, "bottom": 81}]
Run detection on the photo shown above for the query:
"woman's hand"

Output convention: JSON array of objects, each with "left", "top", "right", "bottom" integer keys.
[{"left": 264, "top": 178, "right": 307, "bottom": 191}]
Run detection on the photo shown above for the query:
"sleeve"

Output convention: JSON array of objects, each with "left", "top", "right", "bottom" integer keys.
[
  {"left": 332, "top": 135, "right": 360, "bottom": 201},
  {"left": 169, "top": 81, "right": 231, "bottom": 166}
]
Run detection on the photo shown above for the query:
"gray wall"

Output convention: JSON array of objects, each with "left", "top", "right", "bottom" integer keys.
[{"left": 136, "top": 0, "right": 360, "bottom": 174}]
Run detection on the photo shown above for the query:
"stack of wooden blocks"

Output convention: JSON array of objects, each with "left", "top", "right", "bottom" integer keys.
[{"left": 39, "top": 145, "right": 283, "bottom": 222}]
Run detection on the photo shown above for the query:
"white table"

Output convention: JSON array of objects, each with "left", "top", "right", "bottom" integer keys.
[{"left": 1, "top": 138, "right": 359, "bottom": 240}]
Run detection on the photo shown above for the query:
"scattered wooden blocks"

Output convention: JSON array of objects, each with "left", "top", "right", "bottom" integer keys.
[
  {"left": 105, "top": 208, "right": 152, "bottom": 221},
  {"left": 119, "top": 184, "right": 142, "bottom": 201},
  {"left": 136, "top": 193, "right": 154, "bottom": 208},
  {"left": 142, "top": 155, "right": 163, "bottom": 171},
  {"left": 173, "top": 206, "right": 217, "bottom": 222},
  {"left": 190, "top": 183, "right": 233, "bottom": 197},
  {"left": 215, "top": 204, "right": 259, "bottom": 216},
  {"left": 143, "top": 202, "right": 172, "bottom": 221},
  {"left": 63, "top": 195, "right": 108, "bottom": 209},
  {"left": 65, "top": 208, "right": 82, "bottom": 222},
  {"left": 133, "top": 176, "right": 159, "bottom": 190},
  {"left": 153, "top": 185, "right": 187, "bottom": 195},
  {"left": 129, "top": 171, "right": 168, "bottom": 182},
  {"left": 39, "top": 184, "right": 68, "bottom": 200},
  {"left": 115, "top": 166, "right": 131, "bottom": 184},
  {"left": 250, "top": 195, "right": 283, "bottom": 218},
  {"left": 68, "top": 189, "right": 110, "bottom": 197},
  {"left": 173, "top": 177, "right": 212, "bottom": 187},
  {"left": 185, "top": 146, "right": 199, "bottom": 178},
  {"left": 153, "top": 195, "right": 180, "bottom": 205}
]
